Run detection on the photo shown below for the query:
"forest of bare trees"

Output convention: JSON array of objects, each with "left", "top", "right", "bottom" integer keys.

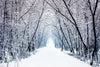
[
  {"left": 0, "top": 0, "right": 47, "bottom": 63},
  {"left": 0, "top": 0, "right": 100, "bottom": 66},
  {"left": 46, "top": 0, "right": 100, "bottom": 66}
]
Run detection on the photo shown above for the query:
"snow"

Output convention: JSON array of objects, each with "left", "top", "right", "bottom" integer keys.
[
  {"left": 0, "top": 38, "right": 91, "bottom": 67},
  {"left": 46, "top": 37, "right": 55, "bottom": 48}
]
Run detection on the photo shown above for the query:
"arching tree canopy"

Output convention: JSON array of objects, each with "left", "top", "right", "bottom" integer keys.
[{"left": 0, "top": 0, "right": 100, "bottom": 66}]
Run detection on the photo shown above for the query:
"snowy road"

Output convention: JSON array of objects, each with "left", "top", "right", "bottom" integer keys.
[
  {"left": 0, "top": 38, "right": 91, "bottom": 67},
  {"left": 0, "top": 48, "right": 92, "bottom": 67},
  {"left": 18, "top": 47, "right": 91, "bottom": 67}
]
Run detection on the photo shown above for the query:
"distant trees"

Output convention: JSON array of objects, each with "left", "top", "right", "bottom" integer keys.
[
  {"left": 46, "top": 0, "right": 100, "bottom": 66},
  {"left": 0, "top": 0, "right": 46, "bottom": 63},
  {"left": 0, "top": 0, "right": 100, "bottom": 66}
]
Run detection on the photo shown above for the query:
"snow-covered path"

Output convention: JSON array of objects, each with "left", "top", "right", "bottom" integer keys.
[
  {"left": 0, "top": 38, "right": 91, "bottom": 67},
  {"left": 19, "top": 38, "right": 91, "bottom": 67},
  {"left": 18, "top": 47, "right": 91, "bottom": 67}
]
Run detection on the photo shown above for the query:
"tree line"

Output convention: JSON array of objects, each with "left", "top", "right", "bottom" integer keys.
[{"left": 46, "top": 0, "right": 100, "bottom": 66}]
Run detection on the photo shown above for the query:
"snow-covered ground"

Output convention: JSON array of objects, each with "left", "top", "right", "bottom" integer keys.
[{"left": 0, "top": 38, "right": 91, "bottom": 67}]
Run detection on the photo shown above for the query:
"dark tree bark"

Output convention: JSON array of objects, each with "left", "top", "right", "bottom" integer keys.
[{"left": 87, "top": 0, "right": 99, "bottom": 65}]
